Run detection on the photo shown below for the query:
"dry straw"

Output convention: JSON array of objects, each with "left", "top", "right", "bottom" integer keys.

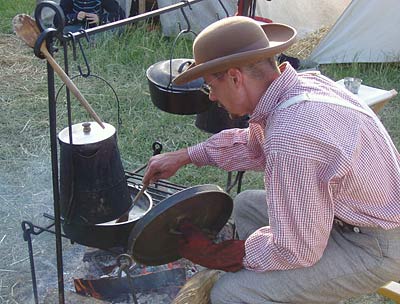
[
  {"left": 285, "top": 26, "right": 331, "bottom": 59},
  {"left": 172, "top": 269, "right": 221, "bottom": 304}
]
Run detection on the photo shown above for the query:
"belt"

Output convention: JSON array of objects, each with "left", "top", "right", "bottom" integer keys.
[
  {"left": 333, "top": 217, "right": 361, "bottom": 233},
  {"left": 334, "top": 218, "right": 400, "bottom": 237}
]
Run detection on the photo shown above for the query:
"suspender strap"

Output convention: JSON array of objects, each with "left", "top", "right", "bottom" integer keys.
[
  {"left": 276, "top": 92, "right": 400, "bottom": 173},
  {"left": 275, "top": 93, "right": 374, "bottom": 118}
]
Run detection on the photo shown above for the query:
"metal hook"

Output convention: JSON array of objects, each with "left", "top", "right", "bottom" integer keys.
[
  {"left": 117, "top": 253, "right": 134, "bottom": 270},
  {"left": 168, "top": 5, "right": 197, "bottom": 88},
  {"left": 168, "top": 29, "right": 194, "bottom": 88},
  {"left": 217, "top": 0, "right": 230, "bottom": 18},
  {"left": 79, "top": 29, "right": 91, "bottom": 43},
  {"left": 182, "top": 0, "right": 192, "bottom": 10},
  {"left": 67, "top": 32, "right": 78, "bottom": 62},
  {"left": 77, "top": 30, "right": 91, "bottom": 77},
  {"left": 77, "top": 39, "right": 91, "bottom": 77},
  {"left": 177, "top": 6, "right": 191, "bottom": 34},
  {"left": 250, "top": 0, "right": 256, "bottom": 18},
  {"left": 116, "top": 253, "right": 138, "bottom": 304},
  {"left": 67, "top": 32, "right": 89, "bottom": 77}
]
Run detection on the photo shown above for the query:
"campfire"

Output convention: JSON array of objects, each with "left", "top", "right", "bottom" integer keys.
[
  {"left": 28, "top": 169, "right": 235, "bottom": 304},
  {"left": 73, "top": 249, "right": 188, "bottom": 303}
]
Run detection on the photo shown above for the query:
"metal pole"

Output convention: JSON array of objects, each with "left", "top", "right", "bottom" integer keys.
[
  {"left": 47, "top": 51, "right": 65, "bottom": 304},
  {"left": 67, "top": 0, "right": 207, "bottom": 40},
  {"left": 22, "top": 222, "right": 39, "bottom": 304}
]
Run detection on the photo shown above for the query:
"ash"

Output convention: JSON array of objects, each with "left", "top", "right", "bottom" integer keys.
[{"left": 62, "top": 221, "right": 234, "bottom": 303}]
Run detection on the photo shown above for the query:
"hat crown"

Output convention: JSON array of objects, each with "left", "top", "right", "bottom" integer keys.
[
  {"left": 193, "top": 16, "right": 270, "bottom": 65},
  {"left": 172, "top": 17, "right": 297, "bottom": 85}
]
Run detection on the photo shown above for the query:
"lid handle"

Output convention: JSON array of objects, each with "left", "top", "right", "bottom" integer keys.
[{"left": 82, "top": 122, "right": 91, "bottom": 134}]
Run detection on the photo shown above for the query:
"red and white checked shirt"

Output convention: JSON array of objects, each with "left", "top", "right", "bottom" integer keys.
[{"left": 188, "top": 63, "right": 400, "bottom": 272}]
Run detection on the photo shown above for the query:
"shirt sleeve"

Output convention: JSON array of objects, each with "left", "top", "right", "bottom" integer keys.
[
  {"left": 243, "top": 152, "right": 334, "bottom": 271},
  {"left": 188, "top": 123, "right": 266, "bottom": 172}
]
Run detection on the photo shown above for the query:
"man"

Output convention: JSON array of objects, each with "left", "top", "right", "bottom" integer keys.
[{"left": 142, "top": 16, "right": 400, "bottom": 303}]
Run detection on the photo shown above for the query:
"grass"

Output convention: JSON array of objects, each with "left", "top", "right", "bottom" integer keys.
[
  {"left": 51, "top": 27, "right": 237, "bottom": 187},
  {"left": 0, "top": 0, "right": 36, "bottom": 33},
  {"left": 0, "top": 1, "right": 399, "bottom": 303},
  {"left": 7, "top": 25, "right": 400, "bottom": 189}
]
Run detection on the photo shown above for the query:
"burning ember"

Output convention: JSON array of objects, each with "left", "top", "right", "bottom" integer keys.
[{"left": 70, "top": 247, "right": 197, "bottom": 303}]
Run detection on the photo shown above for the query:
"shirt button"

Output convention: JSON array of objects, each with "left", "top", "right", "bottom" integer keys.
[{"left": 353, "top": 227, "right": 360, "bottom": 233}]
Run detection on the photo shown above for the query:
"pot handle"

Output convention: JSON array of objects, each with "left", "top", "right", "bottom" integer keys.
[
  {"left": 75, "top": 148, "right": 101, "bottom": 159},
  {"left": 167, "top": 59, "right": 194, "bottom": 90},
  {"left": 167, "top": 8, "right": 197, "bottom": 88},
  {"left": 64, "top": 157, "right": 76, "bottom": 224},
  {"left": 152, "top": 141, "right": 163, "bottom": 155},
  {"left": 177, "top": 61, "right": 193, "bottom": 73}
]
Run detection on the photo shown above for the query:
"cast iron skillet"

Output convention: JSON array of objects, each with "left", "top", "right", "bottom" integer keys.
[{"left": 127, "top": 184, "right": 233, "bottom": 265}]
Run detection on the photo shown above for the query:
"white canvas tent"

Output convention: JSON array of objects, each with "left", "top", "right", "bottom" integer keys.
[
  {"left": 254, "top": 0, "right": 351, "bottom": 39},
  {"left": 307, "top": 0, "right": 400, "bottom": 63},
  {"left": 158, "top": 0, "right": 400, "bottom": 64},
  {"left": 157, "top": 0, "right": 238, "bottom": 37},
  {"left": 38, "top": 0, "right": 400, "bottom": 64}
]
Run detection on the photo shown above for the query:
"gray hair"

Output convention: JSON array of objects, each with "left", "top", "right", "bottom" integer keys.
[{"left": 242, "top": 57, "right": 279, "bottom": 79}]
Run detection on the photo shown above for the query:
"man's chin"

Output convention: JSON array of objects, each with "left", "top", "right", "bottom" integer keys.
[{"left": 228, "top": 113, "right": 247, "bottom": 119}]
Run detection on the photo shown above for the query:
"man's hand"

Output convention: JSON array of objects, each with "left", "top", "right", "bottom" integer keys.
[
  {"left": 84, "top": 13, "right": 99, "bottom": 25},
  {"left": 77, "top": 11, "right": 86, "bottom": 21},
  {"left": 142, "top": 148, "right": 191, "bottom": 185},
  {"left": 178, "top": 221, "right": 245, "bottom": 272}
]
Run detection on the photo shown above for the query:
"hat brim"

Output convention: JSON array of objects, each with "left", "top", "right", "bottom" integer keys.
[{"left": 173, "top": 23, "right": 297, "bottom": 85}]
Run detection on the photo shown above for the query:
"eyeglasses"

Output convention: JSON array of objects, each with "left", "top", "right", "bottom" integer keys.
[{"left": 199, "top": 72, "right": 226, "bottom": 96}]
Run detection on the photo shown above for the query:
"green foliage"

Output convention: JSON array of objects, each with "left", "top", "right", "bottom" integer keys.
[
  {"left": 2, "top": 0, "right": 399, "bottom": 189},
  {"left": 47, "top": 24, "right": 233, "bottom": 188},
  {"left": 1, "top": 2, "right": 399, "bottom": 303},
  {"left": 2, "top": 0, "right": 400, "bottom": 192},
  {"left": 0, "top": 0, "right": 36, "bottom": 33}
]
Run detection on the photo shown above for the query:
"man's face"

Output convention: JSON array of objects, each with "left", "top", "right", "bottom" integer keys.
[{"left": 203, "top": 70, "right": 248, "bottom": 117}]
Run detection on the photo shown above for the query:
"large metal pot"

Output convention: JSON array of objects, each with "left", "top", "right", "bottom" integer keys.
[
  {"left": 195, "top": 103, "right": 250, "bottom": 134},
  {"left": 146, "top": 58, "right": 212, "bottom": 115},
  {"left": 62, "top": 184, "right": 153, "bottom": 249},
  {"left": 58, "top": 121, "right": 131, "bottom": 225}
]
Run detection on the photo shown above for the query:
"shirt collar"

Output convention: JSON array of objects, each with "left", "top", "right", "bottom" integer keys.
[{"left": 249, "top": 62, "right": 299, "bottom": 125}]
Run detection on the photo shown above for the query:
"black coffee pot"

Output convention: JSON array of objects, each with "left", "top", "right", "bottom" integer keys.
[{"left": 58, "top": 121, "right": 131, "bottom": 225}]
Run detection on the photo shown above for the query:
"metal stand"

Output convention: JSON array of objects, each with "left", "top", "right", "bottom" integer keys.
[
  {"left": 21, "top": 219, "right": 68, "bottom": 304},
  {"left": 226, "top": 171, "right": 245, "bottom": 194},
  {"left": 22, "top": 0, "right": 234, "bottom": 302},
  {"left": 21, "top": 169, "right": 188, "bottom": 304}
]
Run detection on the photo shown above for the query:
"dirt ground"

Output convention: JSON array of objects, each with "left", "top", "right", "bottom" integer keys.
[{"left": 0, "top": 33, "right": 395, "bottom": 304}]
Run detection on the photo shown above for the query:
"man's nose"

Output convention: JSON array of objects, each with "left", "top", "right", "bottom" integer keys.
[{"left": 208, "top": 91, "right": 218, "bottom": 102}]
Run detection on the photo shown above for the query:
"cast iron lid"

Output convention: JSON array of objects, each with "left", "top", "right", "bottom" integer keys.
[
  {"left": 58, "top": 121, "right": 115, "bottom": 145},
  {"left": 146, "top": 58, "right": 205, "bottom": 92},
  {"left": 127, "top": 184, "right": 233, "bottom": 266}
]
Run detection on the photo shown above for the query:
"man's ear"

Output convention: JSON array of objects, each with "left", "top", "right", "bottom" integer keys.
[{"left": 227, "top": 68, "right": 242, "bottom": 86}]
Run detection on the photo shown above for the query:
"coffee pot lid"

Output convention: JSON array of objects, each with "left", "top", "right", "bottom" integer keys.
[{"left": 58, "top": 121, "right": 116, "bottom": 145}]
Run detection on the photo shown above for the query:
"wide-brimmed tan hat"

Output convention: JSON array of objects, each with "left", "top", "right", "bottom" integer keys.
[{"left": 173, "top": 16, "right": 297, "bottom": 85}]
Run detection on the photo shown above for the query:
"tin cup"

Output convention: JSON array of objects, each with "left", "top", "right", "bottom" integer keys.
[{"left": 344, "top": 77, "right": 362, "bottom": 94}]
